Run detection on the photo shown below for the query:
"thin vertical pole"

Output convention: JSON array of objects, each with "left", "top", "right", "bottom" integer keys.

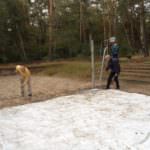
[
  {"left": 99, "top": 46, "right": 108, "bottom": 86},
  {"left": 90, "top": 34, "right": 95, "bottom": 88}
]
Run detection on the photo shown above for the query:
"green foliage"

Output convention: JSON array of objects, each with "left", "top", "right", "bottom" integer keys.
[
  {"left": 120, "top": 43, "right": 133, "bottom": 57},
  {"left": 0, "top": 0, "right": 149, "bottom": 62}
]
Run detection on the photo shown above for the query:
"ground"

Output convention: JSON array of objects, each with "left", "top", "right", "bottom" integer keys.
[
  {"left": 1, "top": 57, "right": 150, "bottom": 108},
  {"left": 0, "top": 75, "right": 91, "bottom": 108},
  {"left": 0, "top": 90, "right": 150, "bottom": 149},
  {"left": 0, "top": 59, "right": 150, "bottom": 149},
  {"left": 0, "top": 75, "right": 150, "bottom": 109}
]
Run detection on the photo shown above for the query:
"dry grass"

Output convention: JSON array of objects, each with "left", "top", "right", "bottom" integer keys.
[{"left": 40, "top": 61, "right": 101, "bottom": 80}]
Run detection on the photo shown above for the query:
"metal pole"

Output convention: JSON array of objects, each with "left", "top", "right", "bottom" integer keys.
[{"left": 90, "top": 34, "right": 95, "bottom": 88}]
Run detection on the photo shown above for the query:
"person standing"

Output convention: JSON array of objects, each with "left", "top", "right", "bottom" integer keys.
[
  {"left": 105, "top": 55, "right": 121, "bottom": 89},
  {"left": 16, "top": 65, "right": 32, "bottom": 97}
]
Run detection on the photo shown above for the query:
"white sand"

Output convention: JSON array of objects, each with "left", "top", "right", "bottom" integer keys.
[{"left": 0, "top": 89, "right": 150, "bottom": 150}]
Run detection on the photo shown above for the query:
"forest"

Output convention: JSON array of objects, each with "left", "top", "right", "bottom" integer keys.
[{"left": 0, "top": 0, "right": 150, "bottom": 62}]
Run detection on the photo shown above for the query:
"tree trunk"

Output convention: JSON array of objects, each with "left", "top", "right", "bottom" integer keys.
[
  {"left": 102, "top": 0, "right": 107, "bottom": 41},
  {"left": 80, "top": 0, "right": 83, "bottom": 42},
  {"left": 108, "top": 16, "right": 112, "bottom": 38},
  {"left": 107, "top": 1, "right": 112, "bottom": 38},
  {"left": 113, "top": 4, "right": 117, "bottom": 36},
  {"left": 140, "top": 0, "right": 149, "bottom": 56},
  {"left": 121, "top": 19, "right": 133, "bottom": 50},
  {"left": 48, "top": 0, "right": 54, "bottom": 60},
  {"left": 16, "top": 25, "right": 28, "bottom": 62},
  {"left": 130, "top": 10, "right": 135, "bottom": 50},
  {"left": 103, "top": 15, "right": 107, "bottom": 41}
]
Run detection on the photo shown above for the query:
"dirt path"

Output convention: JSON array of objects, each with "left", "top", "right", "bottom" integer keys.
[
  {"left": 0, "top": 75, "right": 91, "bottom": 109},
  {"left": 0, "top": 75, "right": 150, "bottom": 109}
]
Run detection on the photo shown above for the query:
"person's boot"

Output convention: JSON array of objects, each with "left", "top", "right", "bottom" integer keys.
[
  {"left": 116, "top": 86, "right": 120, "bottom": 90},
  {"left": 28, "top": 93, "right": 32, "bottom": 97},
  {"left": 105, "top": 86, "right": 110, "bottom": 89}
]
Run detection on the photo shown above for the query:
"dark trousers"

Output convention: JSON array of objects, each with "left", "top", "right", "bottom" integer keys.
[{"left": 106, "top": 72, "right": 120, "bottom": 89}]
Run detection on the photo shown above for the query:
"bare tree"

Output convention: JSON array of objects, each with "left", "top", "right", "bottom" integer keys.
[
  {"left": 80, "top": 0, "right": 83, "bottom": 42},
  {"left": 140, "top": 0, "right": 149, "bottom": 56},
  {"left": 48, "top": 0, "right": 54, "bottom": 60}
]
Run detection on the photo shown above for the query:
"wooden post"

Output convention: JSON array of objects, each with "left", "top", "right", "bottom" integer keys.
[{"left": 90, "top": 34, "right": 95, "bottom": 88}]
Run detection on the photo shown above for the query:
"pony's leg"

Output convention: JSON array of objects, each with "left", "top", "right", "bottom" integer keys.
[
  {"left": 27, "top": 77, "right": 32, "bottom": 97},
  {"left": 20, "top": 78, "right": 25, "bottom": 97}
]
